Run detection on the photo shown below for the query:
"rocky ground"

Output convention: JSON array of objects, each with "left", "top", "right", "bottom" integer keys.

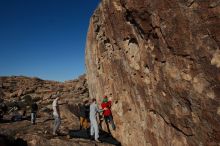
[{"left": 0, "top": 75, "right": 114, "bottom": 146}]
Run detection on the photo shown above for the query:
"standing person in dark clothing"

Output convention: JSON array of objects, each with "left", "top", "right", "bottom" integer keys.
[
  {"left": 31, "top": 102, "right": 38, "bottom": 125},
  {"left": 101, "top": 95, "right": 116, "bottom": 132},
  {"left": 0, "top": 100, "right": 7, "bottom": 120},
  {"left": 79, "top": 99, "right": 90, "bottom": 129}
]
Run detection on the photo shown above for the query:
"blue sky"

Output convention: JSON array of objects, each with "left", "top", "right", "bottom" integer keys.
[{"left": 0, "top": 0, "right": 100, "bottom": 82}]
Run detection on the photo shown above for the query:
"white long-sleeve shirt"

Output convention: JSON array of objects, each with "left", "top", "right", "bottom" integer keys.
[
  {"left": 90, "top": 102, "right": 99, "bottom": 120},
  {"left": 52, "top": 98, "right": 60, "bottom": 117}
]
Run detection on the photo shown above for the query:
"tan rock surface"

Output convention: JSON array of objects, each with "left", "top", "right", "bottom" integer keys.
[{"left": 85, "top": 0, "right": 220, "bottom": 146}]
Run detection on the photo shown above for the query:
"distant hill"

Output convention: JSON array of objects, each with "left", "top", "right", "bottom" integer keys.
[{"left": 0, "top": 75, "right": 88, "bottom": 105}]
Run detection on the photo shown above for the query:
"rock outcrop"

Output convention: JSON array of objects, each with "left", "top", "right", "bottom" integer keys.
[
  {"left": 85, "top": 0, "right": 220, "bottom": 145},
  {"left": 0, "top": 75, "right": 88, "bottom": 105},
  {"left": 0, "top": 75, "right": 114, "bottom": 146}
]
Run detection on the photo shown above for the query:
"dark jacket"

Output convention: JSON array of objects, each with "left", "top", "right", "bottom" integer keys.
[
  {"left": 31, "top": 103, "right": 38, "bottom": 113},
  {"left": 0, "top": 103, "right": 7, "bottom": 114},
  {"left": 79, "top": 104, "right": 90, "bottom": 119}
]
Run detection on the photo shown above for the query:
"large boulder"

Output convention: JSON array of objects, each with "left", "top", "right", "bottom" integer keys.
[{"left": 85, "top": 0, "right": 220, "bottom": 146}]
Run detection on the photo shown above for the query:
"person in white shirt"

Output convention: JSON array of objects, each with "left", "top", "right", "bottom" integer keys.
[
  {"left": 52, "top": 96, "right": 61, "bottom": 136},
  {"left": 90, "top": 98, "right": 101, "bottom": 142}
]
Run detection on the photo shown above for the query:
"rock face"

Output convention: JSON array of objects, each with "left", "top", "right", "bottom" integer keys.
[{"left": 85, "top": 0, "right": 220, "bottom": 145}]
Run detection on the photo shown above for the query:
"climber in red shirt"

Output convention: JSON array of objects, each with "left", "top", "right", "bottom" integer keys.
[{"left": 101, "top": 95, "right": 116, "bottom": 132}]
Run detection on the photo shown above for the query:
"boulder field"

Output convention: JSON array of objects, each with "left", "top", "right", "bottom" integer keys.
[{"left": 0, "top": 75, "right": 114, "bottom": 146}]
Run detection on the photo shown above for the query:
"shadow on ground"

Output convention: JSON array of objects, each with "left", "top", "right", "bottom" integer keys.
[
  {"left": 0, "top": 119, "right": 12, "bottom": 124},
  {"left": 69, "top": 129, "right": 121, "bottom": 146},
  {"left": 0, "top": 134, "right": 28, "bottom": 146}
]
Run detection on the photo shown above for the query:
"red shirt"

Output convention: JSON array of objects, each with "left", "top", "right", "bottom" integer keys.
[{"left": 101, "top": 101, "right": 112, "bottom": 116}]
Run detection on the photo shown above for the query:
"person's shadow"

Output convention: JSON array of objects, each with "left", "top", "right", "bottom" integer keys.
[
  {"left": 69, "top": 128, "right": 121, "bottom": 146},
  {"left": 0, "top": 119, "right": 12, "bottom": 124}
]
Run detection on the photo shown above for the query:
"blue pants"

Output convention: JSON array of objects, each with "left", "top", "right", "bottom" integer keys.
[
  {"left": 104, "top": 115, "right": 116, "bottom": 130},
  {"left": 31, "top": 112, "right": 37, "bottom": 124}
]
